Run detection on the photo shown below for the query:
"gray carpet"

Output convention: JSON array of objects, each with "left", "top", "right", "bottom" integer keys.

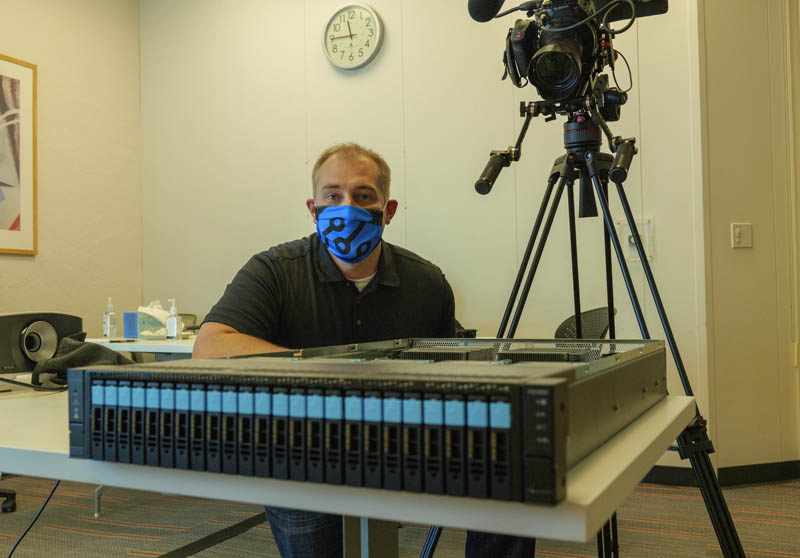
[{"left": 0, "top": 475, "right": 798, "bottom": 557}]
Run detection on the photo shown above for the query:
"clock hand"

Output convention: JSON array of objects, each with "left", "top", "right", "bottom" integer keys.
[
  {"left": 347, "top": 20, "right": 353, "bottom": 39},
  {"left": 331, "top": 34, "right": 355, "bottom": 40}
]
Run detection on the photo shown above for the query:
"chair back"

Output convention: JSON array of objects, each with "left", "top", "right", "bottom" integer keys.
[{"left": 554, "top": 307, "right": 615, "bottom": 339}]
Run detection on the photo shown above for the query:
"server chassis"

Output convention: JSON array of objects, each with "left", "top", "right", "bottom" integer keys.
[{"left": 67, "top": 339, "right": 666, "bottom": 505}]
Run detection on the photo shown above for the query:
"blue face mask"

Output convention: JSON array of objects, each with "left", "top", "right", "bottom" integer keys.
[{"left": 315, "top": 205, "right": 384, "bottom": 263}]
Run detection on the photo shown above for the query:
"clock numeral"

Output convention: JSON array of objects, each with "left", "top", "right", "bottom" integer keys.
[
  {"left": 365, "top": 40, "right": 370, "bottom": 48},
  {"left": 332, "top": 44, "right": 338, "bottom": 53},
  {"left": 365, "top": 17, "right": 371, "bottom": 26},
  {"left": 348, "top": 10, "right": 355, "bottom": 19},
  {"left": 358, "top": 48, "right": 364, "bottom": 58},
  {"left": 349, "top": 53, "right": 354, "bottom": 61},
  {"left": 340, "top": 50, "right": 345, "bottom": 59},
  {"left": 368, "top": 28, "right": 374, "bottom": 37},
  {"left": 339, "top": 14, "right": 345, "bottom": 23},
  {"left": 334, "top": 23, "right": 341, "bottom": 32}
]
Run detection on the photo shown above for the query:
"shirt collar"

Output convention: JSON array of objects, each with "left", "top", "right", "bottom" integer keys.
[{"left": 314, "top": 233, "right": 400, "bottom": 287}]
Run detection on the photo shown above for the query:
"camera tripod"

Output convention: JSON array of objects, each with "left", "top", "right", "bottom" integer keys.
[{"left": 420, "top": 101, "right": 746, "bottom": 558}]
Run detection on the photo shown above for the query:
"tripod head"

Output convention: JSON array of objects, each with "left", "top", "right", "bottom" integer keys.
[{"left": 474, "top": 74, "right": 635, "bottom": 195}]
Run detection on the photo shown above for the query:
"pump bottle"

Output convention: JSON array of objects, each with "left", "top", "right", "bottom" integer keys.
[
  {"left": 166, "top": 298, "right": 183, "bottom": 339},
  {"left": 102, "top": 297, "right": 117, "bottom": 338}
]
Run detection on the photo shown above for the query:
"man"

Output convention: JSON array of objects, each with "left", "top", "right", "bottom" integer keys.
[{"left": 193, "top": 143, "right": 534, "bottom": 557}]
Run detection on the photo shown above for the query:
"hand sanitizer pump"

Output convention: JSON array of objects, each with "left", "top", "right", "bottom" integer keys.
[
  {"left": 166, "top": 299, "right": 183, "bottom": 339},
  {"left": 103, "top": 297, "right": 117, "bottom": 338}
]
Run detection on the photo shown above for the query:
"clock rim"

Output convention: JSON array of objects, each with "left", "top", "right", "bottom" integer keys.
[{"left": 321, "top": 3, "right": 384, "bottom": 71}]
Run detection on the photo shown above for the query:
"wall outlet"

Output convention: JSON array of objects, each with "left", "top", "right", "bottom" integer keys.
[{"left": 614, "top": 219, "right": 655, "bottom": 262}]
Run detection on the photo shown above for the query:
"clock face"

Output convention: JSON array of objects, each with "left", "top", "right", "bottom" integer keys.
[{"left": 322, "top": 4, "right": 383, "bottom": 70}]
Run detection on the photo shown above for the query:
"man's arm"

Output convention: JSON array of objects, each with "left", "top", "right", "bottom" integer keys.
[{"left": 192, "top": 322, "right": 291, "bottom": 359}]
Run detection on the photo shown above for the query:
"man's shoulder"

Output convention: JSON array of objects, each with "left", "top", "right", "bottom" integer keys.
[
  {"left": 257, "top": 235, "right": 316, "bottom": 263},
  {"left": 386, "top": 242, "right": 445, "bottom": 277}
]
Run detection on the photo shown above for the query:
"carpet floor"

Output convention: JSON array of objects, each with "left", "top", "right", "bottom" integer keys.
[{"left": 0, "top": 475, "right": 798, "bottom": 557}]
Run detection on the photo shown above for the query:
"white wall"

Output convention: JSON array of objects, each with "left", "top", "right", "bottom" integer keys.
[{"left": 0, "top": 0, "right": 141, "bottom": 337}]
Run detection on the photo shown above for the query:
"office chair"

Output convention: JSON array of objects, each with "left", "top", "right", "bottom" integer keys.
[
  {"left": 0, "top": 488, "right": 16, "bottom": 513},
  {"left": 554, "top": 306, "right": 615, "bottom": 340},
  {"left": 179, "top": 313, "right": 200, "bottom": 332}
]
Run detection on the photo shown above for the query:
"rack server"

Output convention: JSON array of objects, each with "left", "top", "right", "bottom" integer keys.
[{"left": 68, "top": 339, "right": 666, "bottom": 505}]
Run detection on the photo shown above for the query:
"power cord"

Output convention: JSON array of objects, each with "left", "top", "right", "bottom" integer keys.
[
  {"left": 0, "top": 377, "right": 67, "bottom": 392},
  {"left": 7, "top": 480, "right": 60, "bottom": 558}
]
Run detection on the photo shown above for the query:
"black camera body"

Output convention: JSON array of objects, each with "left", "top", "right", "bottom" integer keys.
[
  {"left": 505, "top": 0, "right": 608, "bottom": 101},
  {"left": 500, "top": 0, "right": 667, "bottom": 106}
]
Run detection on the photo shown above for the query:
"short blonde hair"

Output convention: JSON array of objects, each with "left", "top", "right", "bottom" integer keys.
[{"left": 311, "top": 143, "right": 391, "bottom": 202}]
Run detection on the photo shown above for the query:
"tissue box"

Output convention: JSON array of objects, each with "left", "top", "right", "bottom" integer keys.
[
  {"left": 123, "top": 312, "right": 138, "bottom": 338},
  {"left": 137, "top": 311, "right": 167, "bottom": 339}
]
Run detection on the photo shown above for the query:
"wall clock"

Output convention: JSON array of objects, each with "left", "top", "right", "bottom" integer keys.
[{"left": 322, "top": 4, "right": 384, "bottom": 70}]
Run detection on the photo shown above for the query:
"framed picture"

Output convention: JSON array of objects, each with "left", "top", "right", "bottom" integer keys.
[{"left": 0, "top": 53, "right": 37, "bottom": 255}]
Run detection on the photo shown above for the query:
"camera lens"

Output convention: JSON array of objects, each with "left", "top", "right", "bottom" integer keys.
[
  {"left": 535, "top": 51, "right": 576, "bottom": 85},
  {"left": 529, "top": 30, "right": 583, "bottom": 101},
  {"left": 19, "top": 320, "right": 58, "bottom": 363},
  {"left": 24, "top": 332, "right": 42, "bottom": 353}
]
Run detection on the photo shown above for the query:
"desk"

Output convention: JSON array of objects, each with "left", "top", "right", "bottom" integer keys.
[
  {"left": 0, "top": 389, "right": 694, "bottom": 554},
  {"left": 85, "top": 338, "right": 195, "bottom": 360}
]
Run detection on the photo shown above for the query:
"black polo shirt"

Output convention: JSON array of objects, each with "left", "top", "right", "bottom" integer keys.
[{"left": 203, "top": 234, "right": 455, "bottom": 349}]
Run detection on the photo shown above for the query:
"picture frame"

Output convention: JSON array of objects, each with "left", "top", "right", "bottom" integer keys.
[{"left": 0, "top": 53, "right": 37, "bottom": 255}]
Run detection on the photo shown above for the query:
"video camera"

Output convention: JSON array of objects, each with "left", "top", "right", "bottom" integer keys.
[{"left": 469, "top": 0, "right": 667, "bottom": 105}]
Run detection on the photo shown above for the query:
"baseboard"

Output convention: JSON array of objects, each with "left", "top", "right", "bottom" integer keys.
[
  {"left": 717, "top": 460, "right": 800, "bottom": 486},
  {"left": 642, "top": 465, "right": 698, "bottom": 486},
  {"left": 643, "top": 461, "right": 800, "bottom": 487}
]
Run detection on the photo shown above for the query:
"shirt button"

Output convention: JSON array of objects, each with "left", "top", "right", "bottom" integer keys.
[{"left": 356, "top": 319, "right": 362, "bottom": 326}]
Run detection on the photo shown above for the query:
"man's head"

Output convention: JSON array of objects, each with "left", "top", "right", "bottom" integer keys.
[
  {"left": 311, "top": 143, "right": 391, "bottom": 202},
  {"left": 307, "top": 143, "right": 397, "bottom": 226}
]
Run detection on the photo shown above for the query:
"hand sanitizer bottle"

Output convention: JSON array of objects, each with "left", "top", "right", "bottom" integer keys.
[
  {"left": 102, "top": 297, "right": 117, "bottom": 338},
  {"left": 166, "top": 298, "right": 183, "bottom": 339}
]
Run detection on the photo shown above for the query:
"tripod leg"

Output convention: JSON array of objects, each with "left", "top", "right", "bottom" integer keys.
[
  {"left": 508, "top": 167, "right": 572, "bottom": 338},
  {"left": 679, "top": 420, "right": 746, "bottom": 557},
  {"left": 497, "top": 172, "right": 560, "bottom": 338},
  {"left": 566, "top": 179, "right": 583, "bottom": 338},
  {"left": 611, "top": 181, "right": 693, "bottom": 395},
  {"left": 602, "top": 178, "right": 616, "bottom": 339},
  {"left": 584, "top": 153, "right": 650, "bottom": 339},
  {"left": 419, "top": 525, "right": 442, "bottom": 558},
  {"left": 611, "top": 512, "right": 619, "bottom": 558},
  {"left": 603, "top": 520, "right": 612, "bottom": 557}
]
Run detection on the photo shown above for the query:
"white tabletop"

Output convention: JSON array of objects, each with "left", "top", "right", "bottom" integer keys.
[
  {"left": 85, "top": 338, "right": 195, "bottom": 353},
  {"left": 0, "top": 389, "right": 694, "bottom": 542}
]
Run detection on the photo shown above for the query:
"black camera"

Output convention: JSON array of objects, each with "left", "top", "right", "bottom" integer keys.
[
  {"left": 506, "top": 1, "right": 603, "bottom": 101},
  {"left": 495, "top": 0, "right": 667, "bottom": 103}
]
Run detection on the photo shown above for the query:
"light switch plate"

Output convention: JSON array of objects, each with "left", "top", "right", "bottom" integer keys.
[{"left": 730, "top": 223, "right": 753, "bottom": 248}]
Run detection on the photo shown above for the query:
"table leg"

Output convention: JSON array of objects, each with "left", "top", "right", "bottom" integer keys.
[
  {"left": 342, "top": 516, "right": 399, "bottom": 558},
  {"left": 93, "top": 485, "right": 107, "bottom": 519}
]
